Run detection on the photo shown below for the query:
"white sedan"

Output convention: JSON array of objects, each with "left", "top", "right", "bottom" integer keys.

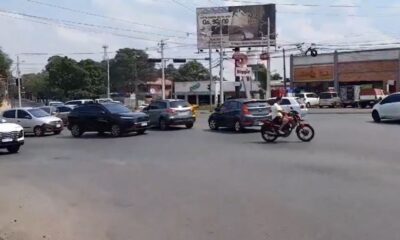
[
  {"left": 372, "top": 93, "right": 400, "bottom": 122},
  {"left": 0, "top": 118, "right": 24, "bottom": 153},
  {"left": 267, "top": 97, "right": 308, "bottom": 117}
]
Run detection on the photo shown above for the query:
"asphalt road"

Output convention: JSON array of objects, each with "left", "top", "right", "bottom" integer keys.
[{"left": 1, "top": 114, "right": 400, "bottom": 240}]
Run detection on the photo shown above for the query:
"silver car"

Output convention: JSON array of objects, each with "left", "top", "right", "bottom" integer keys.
[
  {"left": 143, "top": 99, "right": 196, "bottom": 130},
  {"left": 2, "top": 108, "right": 64, "bottom": 136}
]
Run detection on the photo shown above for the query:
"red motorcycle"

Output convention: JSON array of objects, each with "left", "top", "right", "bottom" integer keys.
[{"left": 261, "top": 111, "right": 315, "bottom": 142}]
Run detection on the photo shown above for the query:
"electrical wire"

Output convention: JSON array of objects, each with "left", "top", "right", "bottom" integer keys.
[{"left": 25, "top": 0, "right": 196, "bottom": 34}]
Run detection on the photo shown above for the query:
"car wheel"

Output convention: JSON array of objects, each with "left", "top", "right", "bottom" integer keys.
[
  {"left": 54, "top": 130, "right": 62, "bottom": 135},
  {"left": 137, "top": 129, "right": 146, "bottom": 135},
  {"left": 110, "top": 124, "right": 122, "bottom": 137},
  {"left": 185, "top": 123, "right": 194, "bottom": 129},
  {"left": 234, "top": 120, "right": 243, "bottom": 133},
  {"left": 319, "top": 105, "right": 323, "bottom": 108},
  {"left": 209, "top": 118, "right": 219, "bottom": 130},
  {"left": 34, "top": 126, "right": 44, "bottom": 137},
  {"left": 159, "top": 119, "right": 168, "bottom": 130},
  {"left": 372, "top": 110, "right": 381, "bottom": 123},
  {"left": 306, "top": 102, "right": 311, "bottom": 108},
  {"left": 7, "top": 145, "right": 20, "bottom": 154},
  {"left": 71, "top": 124, "right": 83, "bottom": 138}
]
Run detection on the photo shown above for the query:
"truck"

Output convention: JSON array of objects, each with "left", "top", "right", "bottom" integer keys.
[
  {"left": 359, "top": 88, "right": 386, "bottom": 108},
  {"left": 340, "top": 85, "right": 360, "bottom": 108}
]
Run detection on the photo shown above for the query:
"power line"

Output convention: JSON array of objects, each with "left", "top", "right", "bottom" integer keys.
[
  {"left": 0, "top": 9, "right": 194, "bottom": 44},
  {"left": 25, "top": 0, "right": 196, "bottom": 34},
  {"left": 215, "top": 0, "right": 400, "bottom": 9},
  {"left": 170, "top": 0, "right": 195, "bottom": 13},
  {"left": 0, "top": 8, "right": 195, "bottom": 40}
]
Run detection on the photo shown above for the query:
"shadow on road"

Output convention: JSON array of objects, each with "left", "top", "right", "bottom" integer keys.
[
  {"left": 203, "top": 128, "right": 260, "bottom": 135},
  {"left": 367, "top": 120, "right": 400, "bottom": 125},
  {"left": 56, "top": 132, "right": 148, "bottom": 140},
  {"left": 148, "top": 126, "right": 190, "bottom": 132}
]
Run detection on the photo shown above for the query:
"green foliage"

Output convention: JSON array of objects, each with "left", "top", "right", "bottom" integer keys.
[
  {"left": 110, "top": 48, "right": 155, "bottom": 92},
  {"left": 252, "top": 64, "right": 282, "bottom": 90},
  {"left": 0, "top": 49, "right": 12, "bottom": 77},
  {"left": 173, "top": 61, "right": 210, "bottom": 82}
]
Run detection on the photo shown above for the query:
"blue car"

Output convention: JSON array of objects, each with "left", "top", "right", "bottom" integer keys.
[{"left": 208, "top": 99, "right": 270, "bottom": 132}]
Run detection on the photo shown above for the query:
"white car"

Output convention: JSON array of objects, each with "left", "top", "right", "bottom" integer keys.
[
  {"left": 48, "top": 101, "right": 64, "bottom": 107},
  {"left": 319, "top": 92, "right": 341, "bottom": 108},
  {"left": 267, "top": 97, "right": 308, "bottom": 117},
  {"left": 295, "top": 92, "right": 319, "bottom": 108},
  {"left": 2, "top": 108, "right": 64, "bottom": 136},
  {"left": 372, "top": 93, "right": 400, "bottom": 122},
  {"left": 0, "top": 118, "right": 24, "bottom": 153},
  {"left": 65, "top": 99, "right": 94, "bottom": 106}
]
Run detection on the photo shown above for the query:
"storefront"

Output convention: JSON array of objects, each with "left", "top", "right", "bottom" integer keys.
[
  {"left": 174, "top": 80, "right": 260, "bottom": 105},
  {"left": 290, "top": 48, "right": 400, "bottom": 94}
]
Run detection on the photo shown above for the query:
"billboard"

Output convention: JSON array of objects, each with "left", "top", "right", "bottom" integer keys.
[{"left": 196, "top": 4, "right": 276, "bottom": 49}]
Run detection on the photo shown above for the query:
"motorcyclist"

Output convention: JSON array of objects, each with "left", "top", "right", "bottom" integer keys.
[{"left": 270, "top": 95, "right": 289, "bottom": 134}]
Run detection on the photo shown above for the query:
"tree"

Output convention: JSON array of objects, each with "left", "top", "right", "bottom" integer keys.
[
  {"left": 253, "top": 64, "right": 282, "bottom": 90},
  {"left": 173, "top": 61, "right": 210, "bottom": 82},
  {"left": 45, "top": 56, "right": 90, "bottom": 99},
  {"left": 0, "top": 48, "right": 12, "bottom": 77},
  {"left": 110, "top": 48, "right": 155, "bottom": 93},
  {"left": 78, "top": 59, "right": 106, "bottom": 97},
  {"left": 23, "top": 72, "right": 51, "bottom": 101}
]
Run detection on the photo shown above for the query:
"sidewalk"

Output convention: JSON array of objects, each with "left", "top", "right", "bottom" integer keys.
[
  {"left": 197, "top": 108, "right": 371, "bottom": 115},
  {"left": 308, "top": 108, "right": 371, "bottom": 114}
]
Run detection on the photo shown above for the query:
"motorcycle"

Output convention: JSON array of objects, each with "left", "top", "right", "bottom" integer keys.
[{"left": 261, "top": 111, "right": 315, "bottom": 143}]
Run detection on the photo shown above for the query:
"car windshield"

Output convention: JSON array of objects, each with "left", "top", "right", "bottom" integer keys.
[
  {"left": 103, "top": 103, "right": 131, "bottom": 114},
  {"left": 319, "top": 93, "right": 332, "bottom": 99},
  {"left": 170, "top": 100, "right": 190, "bottom": 108},
  {"left": 27, "top": 108, "right": 50, "bottom": 118}
]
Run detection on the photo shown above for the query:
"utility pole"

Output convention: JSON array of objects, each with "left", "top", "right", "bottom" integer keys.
[
  {"left": 219, "top": 21, "right": 224, "bottom": 105},
  {"left": 103, "top": 45, "right": 110, "bottom": 99},
  {"left": 17, "top": 55, "right": 21, "bottom": 108},
  {"left": 133, "top": 56, "right": 138, "bottom": 107},
  {"left": 283, "top": 48, "right": 287, "bottom": 96},
  {"left": 208, "top": 41, "right": 213, "bottom": 111},
  {"left": 266, "top": 17, "right": 271, "bottom": 99},
  {"left": 160, "top": 40, "right": 166, "bottom": 100}
]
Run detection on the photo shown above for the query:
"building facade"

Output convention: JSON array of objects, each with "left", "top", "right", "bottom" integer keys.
[
  {"left": 290, "top": 48, "right": 400, "bottom": 94},
  {"left": 174, "top": 80, "right": 260, "bottom": 105}
]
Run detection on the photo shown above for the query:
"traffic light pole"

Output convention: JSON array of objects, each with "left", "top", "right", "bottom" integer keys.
[
  {"left": 17, "top": 55, "right": 22, "bottom": 108},
  {"left": 219, "top": 21, "right": 224, "bottom": 105},
  {"left": 160, "top": 40, "right": 166, "bottom": 100},
  {"left": 208, "top": 41, "right": 213, "bottom": 111}
]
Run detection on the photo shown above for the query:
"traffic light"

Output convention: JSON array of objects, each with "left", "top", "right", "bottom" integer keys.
[
  {"left": 15, "top": 78, "right": 20, "bottom": 87},
  {"left": 207, "top": 84, "right": 211, "bottom": 90},
  {"left": 147, "top": 58, "right": 161, "bottom": 62},
  {"left": 173, "top": 59, "right": 186, "bottom": 63}
]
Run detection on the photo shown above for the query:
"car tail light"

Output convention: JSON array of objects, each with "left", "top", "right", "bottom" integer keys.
[
  {"left": 166, "top": 108, "right": 176, "bottom": 115},
  {"left": 300, "top": 105, "right": 305, "bottom": 109},
  {"left": 242, "top": 105, "right": 251, "bottom": 116}
]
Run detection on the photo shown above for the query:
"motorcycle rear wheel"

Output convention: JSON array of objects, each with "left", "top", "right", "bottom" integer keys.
[
  {"left": 296, "top": 124, "right": 315, "bottom": 142},
  {"left": 261, "top": 126, "right": 278, "bottom": 143}
]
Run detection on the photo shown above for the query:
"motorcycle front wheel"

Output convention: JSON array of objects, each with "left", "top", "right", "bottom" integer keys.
[
  {"left": 261, "top": 126, "right": 278, "bottom": 143},
  {"left": 296, "top": 124, "right": 315, "bottom": 142}
]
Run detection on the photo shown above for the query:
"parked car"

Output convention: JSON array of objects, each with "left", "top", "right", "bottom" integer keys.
[
  {"left": 55, "top": 105, "right": 73, "bottom": 125},
  {"left": 267, "top": 97, "right": 308, "bottom": 117},
  {"left": 295, "top": 92, "right": 319, "bottom": 108},
  {"left": 95, "top": 98, "right": 121, "bottom": 104},
  {"left": 67, "top": 102, "right": 149, "bottom": 137},
  {"left": 48, "top": 101, "right": 64, "bottom": 107},
  {"left": 2, "top": 108, "right": 63, "bottom": 136},
  {"left": 371, "top": 92, "right": 400, "bottom": 122},
  {"left": 143, "top": 99, "right": 195, "bottom": 130},
  {"left": 65, "top": 99, "right": 94, "bottom": 106},
  {"left": 319, "top": 92, "right": 341, "bottom": 108},
  {"left": 40, "top": 106, "right": 58, "bottom": 115},
  {"left": 359, "top": 88, "right": 386, "bottom": 108},
  {"left": 0, "top": 118, "right": 24, "bottom": 153},
  {"left": 208, "top": 99, "right": 270, "bottom": 132}
]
